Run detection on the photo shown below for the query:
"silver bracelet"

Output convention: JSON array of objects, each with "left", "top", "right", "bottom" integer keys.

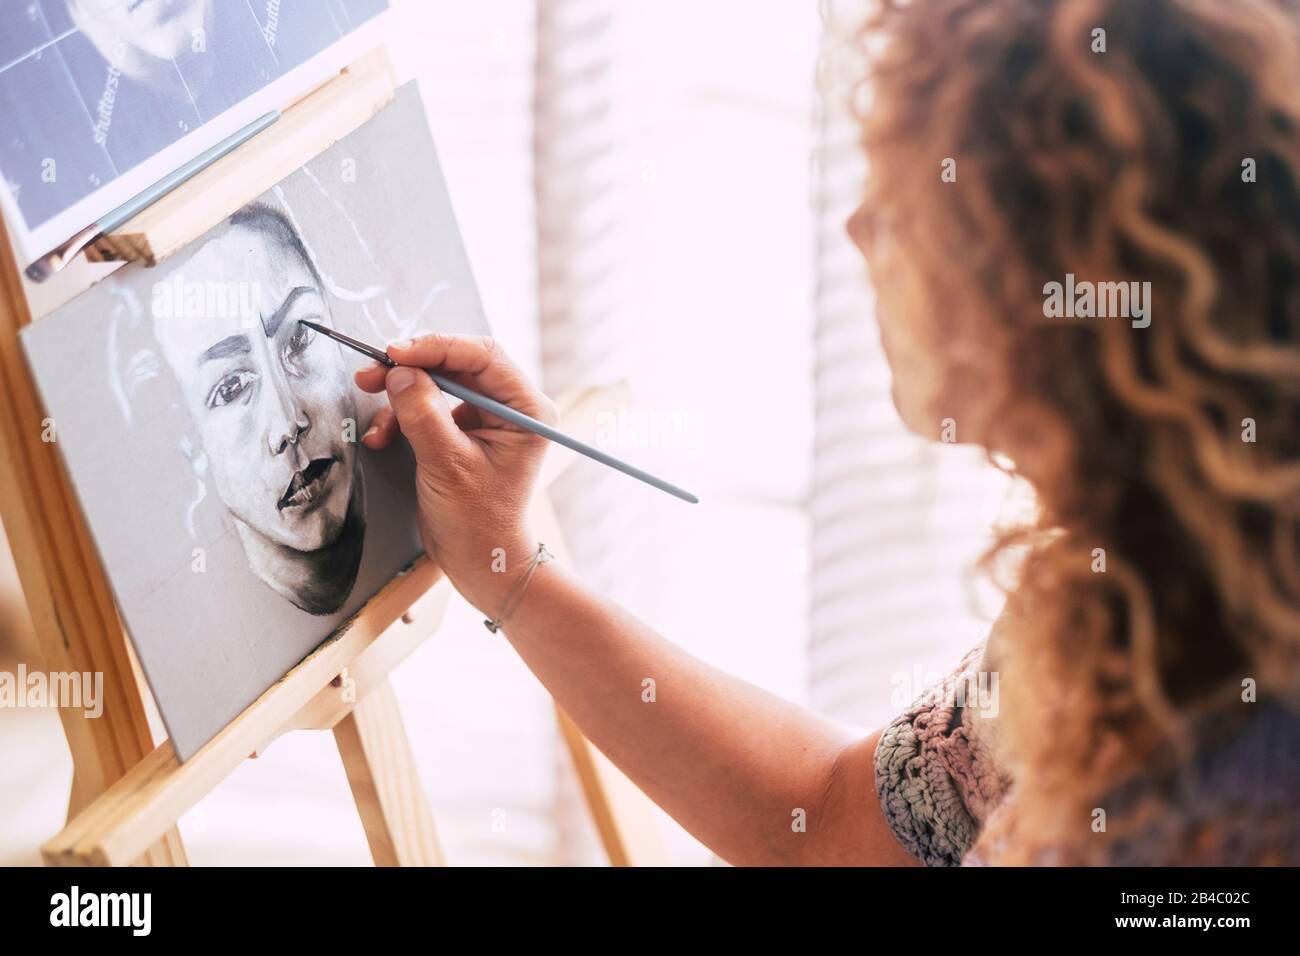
[{"left": 483, "top": 543, "right": 553, "bottom": 633}]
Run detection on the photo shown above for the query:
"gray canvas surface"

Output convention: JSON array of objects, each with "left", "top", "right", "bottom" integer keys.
[{"left": 21, "top": 82, "right": 487, "bottom": 759}]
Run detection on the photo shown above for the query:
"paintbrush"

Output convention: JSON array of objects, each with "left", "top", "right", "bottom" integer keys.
[
  {"left": 25, "top": 111, "right": 280, "bottom": 282},
  {"left": 300, "top": 320, "right": 699, "bottom": 504}
]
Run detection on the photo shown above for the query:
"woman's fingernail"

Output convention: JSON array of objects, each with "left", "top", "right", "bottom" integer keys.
[
  {"left": 389, "top": 339, "right": 412, "bottom": 351},
  {"left": 387, "top": 367, "right": 418, "bottom": 395},
  {"left": 363, "top": 426, "right": 379, "bottom": 440}
]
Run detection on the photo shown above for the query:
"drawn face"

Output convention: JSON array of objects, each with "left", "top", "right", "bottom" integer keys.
[
  {"left": 152, "top": 221, "right": 357, "bottom": 554},
  {"left": 71, "top": 0, "right": 208, "bottom": 61}
]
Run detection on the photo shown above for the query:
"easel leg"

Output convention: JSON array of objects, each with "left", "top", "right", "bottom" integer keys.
[
  {"left": 532, "top": 493, "right": 670, "bottom": 866},
  {"left": 333, "top": 677, "right": 444, "bottom": 866},
  {"left": 67, "top": 772, "right": 83, "bottom": 824},
  {"left": 554, "top": 706, "right": 669, "bottom": 866}
]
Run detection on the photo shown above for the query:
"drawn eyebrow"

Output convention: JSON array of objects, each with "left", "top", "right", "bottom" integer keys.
[
  {"left": 262, "top": 286, "right": 319, "bottom": 338},
  {"left": 198, "top": 334, "right": 251, "bottom": 365}
]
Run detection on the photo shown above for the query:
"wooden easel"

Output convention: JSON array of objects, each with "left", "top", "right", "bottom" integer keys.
[{"left": 0, "top": 48, "right": 666, "bottom": 867}]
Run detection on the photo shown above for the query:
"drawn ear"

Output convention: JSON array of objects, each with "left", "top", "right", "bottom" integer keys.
[
  {"left": 178, "top": 433, "right": 199, "bottom": 465},
  {"left": 108, "top": 298, "right": 161, "bottom": 428},
  {"left": 177, "top": 435, "right": 208, "bottom": 540}
]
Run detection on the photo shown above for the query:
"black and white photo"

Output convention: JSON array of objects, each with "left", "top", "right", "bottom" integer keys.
[{"left": 0, "top": 0, "right": 388, "bottom": 260}]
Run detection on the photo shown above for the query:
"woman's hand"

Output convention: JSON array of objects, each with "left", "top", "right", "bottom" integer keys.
[{"left": 353, "top": 333, "right": 558, "bottom": 615}]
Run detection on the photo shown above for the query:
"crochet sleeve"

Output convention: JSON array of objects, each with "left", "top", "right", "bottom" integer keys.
[{"left": 873, "top": 643, "right": 1012, "bottom": 866}]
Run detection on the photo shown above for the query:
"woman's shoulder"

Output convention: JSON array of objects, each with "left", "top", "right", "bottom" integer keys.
[{"left": 874, "top": 641, "right": 1012, "bottom": 866}]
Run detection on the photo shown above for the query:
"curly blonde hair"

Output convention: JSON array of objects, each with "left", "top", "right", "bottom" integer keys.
[{"left": 850, "top": 0, "right": 1300, "bottom": 863}]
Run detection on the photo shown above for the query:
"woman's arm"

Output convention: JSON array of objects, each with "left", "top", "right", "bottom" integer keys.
[
  {"left": 494, "top": 562, "right": 913, "bottom": 865},
  {"left": 354, "top": 333, "right": 916, "bottom": 866}
]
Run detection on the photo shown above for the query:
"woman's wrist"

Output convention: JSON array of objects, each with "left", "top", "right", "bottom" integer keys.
[{"left": 448, "top": 531, "right": 544, "bottom": 617}]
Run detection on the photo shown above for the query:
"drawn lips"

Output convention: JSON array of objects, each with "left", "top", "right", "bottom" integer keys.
[{"left": 278, "top": 458, "right": 334, "bottom": 511}]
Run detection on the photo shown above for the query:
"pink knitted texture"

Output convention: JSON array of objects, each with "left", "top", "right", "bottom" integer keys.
[{"left": 873, "top": 644, "right": 1012, "bottom": 866}]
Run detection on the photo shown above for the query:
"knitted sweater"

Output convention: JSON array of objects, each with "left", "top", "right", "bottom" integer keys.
[{"left": 872, "top": 642, "right": 1300, "bottom": 866}]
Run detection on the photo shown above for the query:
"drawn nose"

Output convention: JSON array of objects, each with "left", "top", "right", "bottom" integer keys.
[
  {"left": 267, "top": 370, "right": 312, "bottom": 456},
  {"left": 270, "top": 412, "right": 311, "bottom": 456}
]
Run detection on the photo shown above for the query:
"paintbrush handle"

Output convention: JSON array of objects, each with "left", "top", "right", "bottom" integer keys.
[
  {"left": 25, "top": 111, "right": 280, "bottom": 282},
  {"left": 425, "top": 370, "right": 699, "bottom": 504},
  {"left": 102, "top": 110, "right": 280, "bottom": 231}
]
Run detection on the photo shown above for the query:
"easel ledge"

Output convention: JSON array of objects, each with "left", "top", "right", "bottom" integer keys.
[
  {"left": 86, "top": 47, "right": 397, "bottom": 268},
  {"left": 1, "top": 46, "right": 667, "bottom": 867}
]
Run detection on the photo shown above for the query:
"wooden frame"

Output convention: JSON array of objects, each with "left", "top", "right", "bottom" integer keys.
[{"left": 0, "top": 48, "right": 666, "bottom": 868}]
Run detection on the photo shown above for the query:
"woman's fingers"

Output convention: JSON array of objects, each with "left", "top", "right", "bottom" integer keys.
[
  {"left": 353, "top": 334, "right": 560, "bottom": 435},
  {"left": 383, "top": 366, "right": 475, "bottom": 468},
  {"left": 356, "top": 364, "right": 509, "bottom": 431},
  {"left": 361, "top": 405, "right": 399, "bottom": 449},
  {"left": 388, "top": 334, "right": 558, "bottom": 425},
  {"left": 354, "top": 361, "right": 390, "bottom": 394},
  {"left": 451, "top": 398, "right": 484, "bottom": 432}
]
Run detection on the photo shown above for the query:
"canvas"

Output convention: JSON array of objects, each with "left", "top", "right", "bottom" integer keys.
[{"left": 20, "top": 82, "right": 488, "bottom": 759}]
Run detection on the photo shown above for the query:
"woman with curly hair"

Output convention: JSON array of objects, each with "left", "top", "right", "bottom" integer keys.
[{"left": 357, "top": 0, "right": 1300, "bottom": 865}]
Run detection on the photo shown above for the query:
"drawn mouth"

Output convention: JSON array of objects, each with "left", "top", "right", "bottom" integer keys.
[{"left": 278, "top": 458, "right": 335, "bottom": 511}]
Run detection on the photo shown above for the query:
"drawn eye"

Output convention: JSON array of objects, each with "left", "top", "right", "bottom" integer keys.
[
  {"left": 288, "top": 320, "right": 315, "bottom": 355},
  {"left": 208, "top": 370, "right": 257, "bottom": 408},
  {"left": 283, "top": 320, "right": 317, "bottom": 371}
]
